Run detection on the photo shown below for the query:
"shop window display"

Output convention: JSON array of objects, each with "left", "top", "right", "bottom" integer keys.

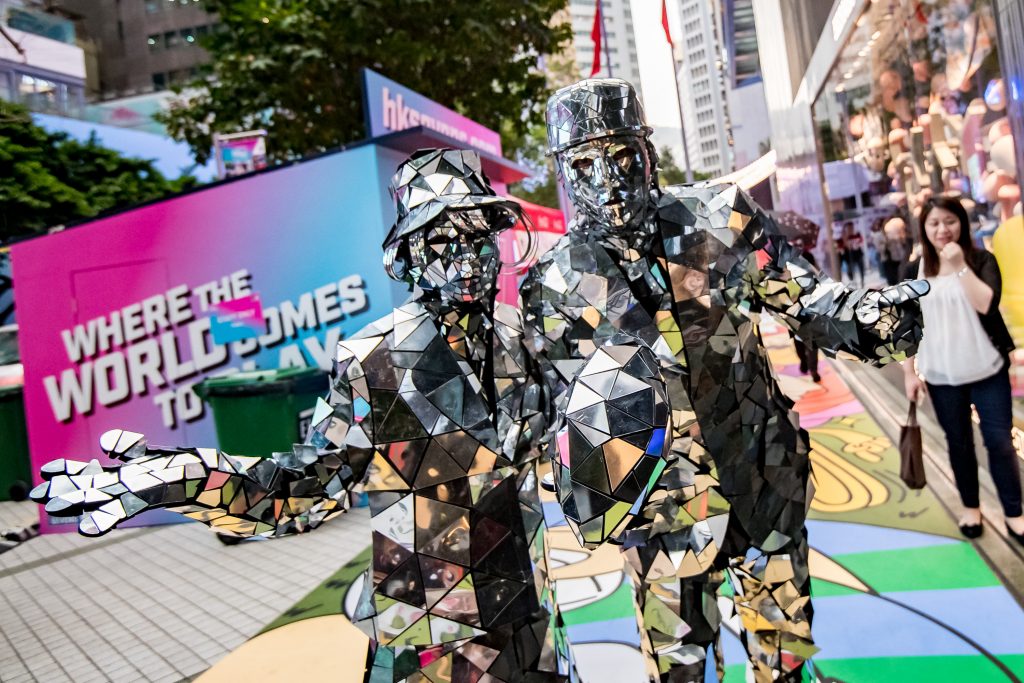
[
  {"left": 814, "top": 0, "right": 1024, "bottom": 398},
  {"left": 814, "top": 0, "right": 1018, "bottom": 231}
]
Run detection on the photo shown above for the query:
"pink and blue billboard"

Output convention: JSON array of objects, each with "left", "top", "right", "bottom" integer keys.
[
  {"left": 12, "top": 144, "right": 412, "bottom": 531},
  {"left": 362, "top": 69, "right": 503, "bottom": 157}
]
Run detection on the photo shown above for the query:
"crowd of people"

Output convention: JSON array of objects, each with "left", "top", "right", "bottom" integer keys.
[{"left": 830, "top": 214, "right": 919, "bottom": 288}]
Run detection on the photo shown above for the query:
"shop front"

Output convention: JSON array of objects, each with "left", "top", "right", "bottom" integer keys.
[{"left": 811, "top": 0, "right": 1021, "bottom": 284}]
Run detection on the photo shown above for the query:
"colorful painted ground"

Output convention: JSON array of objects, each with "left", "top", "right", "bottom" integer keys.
[
  {"left": 198, "top": 320, "right": 1024, "bottom": 683},
  {"left": 758, "top": 321, "right": 1024, "bottom": 683}
]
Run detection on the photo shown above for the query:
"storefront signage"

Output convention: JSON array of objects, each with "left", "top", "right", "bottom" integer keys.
[
  {"left": 362, "top": 68, "right": 502, "bottom": 156},
  {"left": 214, "top": 130, "right": 268, "bottom": 179}
]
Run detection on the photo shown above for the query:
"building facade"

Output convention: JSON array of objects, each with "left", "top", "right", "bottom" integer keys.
[
  {"left": 56, "top": 0, "right": 215, "bottom": 100},
  {"left": 674, "top": 0, "right": 732, "bottom": 176},
  {"left": 567, "top": 0, "right": 641, "bottom": 88},
  {"left": 0, "top": 0, "right": 86, "bottom": 117},
  {"left": 721, "top": 0, "right": 770, "bottom": 169}
]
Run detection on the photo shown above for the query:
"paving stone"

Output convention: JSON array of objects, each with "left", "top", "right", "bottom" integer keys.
[{"left": 0, "top": 508, "right": 369, "bottom": 682}]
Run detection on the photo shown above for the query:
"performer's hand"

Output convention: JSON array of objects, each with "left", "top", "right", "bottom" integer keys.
[
  {"left": 30, "top": 430, "right": 197, "bottom": 536},
  {"left": 855, "top": 279, "right": 929, "bottom": 325},
  {"left": 30, "top": 456, "right": 149, "bottom": 536},
  {"left": 879, "top": 279, "right": 930, "bottom": 308},
  {"left": 853, "top": 280, "right": 929, "bottom": 363}
]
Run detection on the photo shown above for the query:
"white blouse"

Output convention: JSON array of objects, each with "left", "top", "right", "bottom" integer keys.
[{"left": 917, "top": 271, "right": 1003, "bottom": 385}]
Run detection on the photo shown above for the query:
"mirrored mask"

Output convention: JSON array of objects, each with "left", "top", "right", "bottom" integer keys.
[
  {"left": 406, "top": 209, "right": 503, "bottom": 303},
  {"left": 557, "top": 134, "right": 652, "bottom": 230}
]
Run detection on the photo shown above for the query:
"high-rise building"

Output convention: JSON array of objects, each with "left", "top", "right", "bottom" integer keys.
[
  {"left": 56, "top": 0, "right": 215, "bottom": 100},
  {"left": 720, "top": 0, "right": 770, "bottom": 169},
  {"left": 1, "top": 0, "right": 86, "bottom": 116},
  {"left": 567, "top": 0, "right": 641, "bottom": 88},
  {"left": 722, "top": 0, "right": 760, "bottom": 88},
  {"left": 635, "top": 0, "right": 770, "bottom": 177},
  {"left": 673, "top": 0, "right": 732, "bottom": 176}
]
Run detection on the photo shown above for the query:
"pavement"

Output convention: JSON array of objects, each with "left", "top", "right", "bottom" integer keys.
[
  {"left": 0, "top": 506, "right": 368, "bottom": 683},
  {"left": 0, "top": 499, "right": 38, "bottom": 555},
  {"left": 2, "top": 315, "right": 1024, "bottom": 682}
]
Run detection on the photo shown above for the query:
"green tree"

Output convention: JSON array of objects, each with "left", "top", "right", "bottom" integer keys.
[
  {"left": 657, "top": 145, "right": 713, "bottom": 186},
  {"left": 159, "top": 0, "right": 572, "bottom": 164},
  {"left": 508, "top": 36, "right": 578, "bottom": 209},
  {"left": 509, "top": 121, "right": 560, "bottom": 208},
  {"left": 0, "top": 100, "right": 195, "bottom": 242}
]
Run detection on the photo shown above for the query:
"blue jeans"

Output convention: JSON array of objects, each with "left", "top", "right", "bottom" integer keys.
[{"left": 927, "top": 365, "right": 1023, "bottom": 518}]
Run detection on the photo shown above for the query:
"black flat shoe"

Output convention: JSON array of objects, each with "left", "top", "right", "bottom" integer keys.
[
  {"left": 1008, "top": 527, "right": 1024, "bottom": 546},
  {"left": 959, "top": 523, "right": 983, "bottom": 539}
]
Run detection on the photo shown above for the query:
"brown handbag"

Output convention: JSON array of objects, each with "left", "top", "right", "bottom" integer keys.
[{"left": 899, "top": 401, "right": 926, "bottom": 490}]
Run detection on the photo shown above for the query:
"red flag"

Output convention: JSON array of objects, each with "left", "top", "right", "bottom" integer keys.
[
  {"left": 590, "top": 0, "right": 602, "bottom": 76},
  {"left": 661, "top": 0, "right": 673, "bottom": 47}
]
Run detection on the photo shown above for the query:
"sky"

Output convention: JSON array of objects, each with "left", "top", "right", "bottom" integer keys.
[{"left": 629, "top": 0, "right": 688, "bottom": 166}]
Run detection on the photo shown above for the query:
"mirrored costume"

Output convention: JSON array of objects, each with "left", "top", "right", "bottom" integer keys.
[
  {"left": 520, "top": 79, "right": 928, "bottom": 682},
  {"left": 33, "top": 149, "right": 562, "bottom": 683}
]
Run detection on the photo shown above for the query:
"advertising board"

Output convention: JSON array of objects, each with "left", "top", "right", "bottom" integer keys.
[
  {"left": 362, "top": 69, "right": 502, "bottom": 157},
  {"left": 11, "top": 145, "right": 399, "bottom": 530}
]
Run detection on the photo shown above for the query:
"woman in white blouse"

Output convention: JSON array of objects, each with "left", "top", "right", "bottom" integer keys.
[{"left": 903, "top": 196, "right": 1023, "bottom": 545}]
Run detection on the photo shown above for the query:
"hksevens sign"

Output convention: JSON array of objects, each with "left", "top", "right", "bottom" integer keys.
[{"left": 361, "top": 68, "right": 502, "bottom": 157}]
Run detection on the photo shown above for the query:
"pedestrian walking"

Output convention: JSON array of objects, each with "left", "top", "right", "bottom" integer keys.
[
  {"left": 902, "top": 195, "right": 1024, "bottom": 545},
  {"left": 871, "top": 219, "right": 888, "bottom": 281},
  {"left": 792, "top": 239, "right": 821, "bottom": 383},
  {"left": 881, "top": 215, "right": 915, "bottom": 286},
  {"left": 842, "top": 221, "right": 866, "bottom": 287}
]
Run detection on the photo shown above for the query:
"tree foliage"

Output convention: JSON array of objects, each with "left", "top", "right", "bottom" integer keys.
[
  {"left": 159, "top": 0, "right": 572, "bottom": 164},
  {"left": 508, "top": 43, "right": 578, "bottom": 209},
  {"left": 658, "top": 145, "right": 714, "bottom": 186},
  {"left": 509, "top": 121, "right": 560, "bottom": 208},
  {"left": 0, "top": 100, "right": 195, "bottom": 242}
]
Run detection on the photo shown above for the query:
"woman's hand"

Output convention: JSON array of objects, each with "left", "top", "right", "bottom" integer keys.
[
  {"left": 939, "top": 242, "right": 966, "bottom": 271},
  {"left": 904, "top": 373, "right": 926, "bottom": 402}
]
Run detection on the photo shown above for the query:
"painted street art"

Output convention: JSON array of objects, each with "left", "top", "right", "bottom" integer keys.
[{"left": 197, "top": 319, "right": 1024, "bottom": 683}]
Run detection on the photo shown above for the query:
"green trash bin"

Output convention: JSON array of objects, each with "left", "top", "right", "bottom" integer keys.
[
  {"left": 195, "top": 367, "right": 329, "bottom": 458},
  {"left": 0, "top": 382, "right": 32, "bottom": 502}
]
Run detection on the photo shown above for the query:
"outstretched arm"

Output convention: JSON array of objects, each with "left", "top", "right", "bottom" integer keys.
[
  {"left": 32, "top": 347, "right": 374, "bottom": 538},
  {"left": 749, "top": 230, "right": 928, "bottom": 365}
]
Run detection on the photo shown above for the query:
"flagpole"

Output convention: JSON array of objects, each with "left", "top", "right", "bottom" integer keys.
[
  {"left": 669, "top": 48, "right": 694, "bottom": 183},
  {"left": 662, "top": 0, "right": 693, "bottom": 183},
  {"left": 601, "top": 2, "right": 613, "bottom": 78}
]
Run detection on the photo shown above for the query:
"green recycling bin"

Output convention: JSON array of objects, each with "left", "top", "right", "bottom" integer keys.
[
  {"left": 195, "top": 367, "right": 329, "bottom": 458},
  {"left": 0, "top": 383, "right": 32, "bottom": 501}
]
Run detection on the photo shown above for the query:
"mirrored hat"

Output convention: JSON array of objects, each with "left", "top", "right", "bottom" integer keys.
[
  {"left": 546, "top": 78, "right": 653, "bottom": 154},
  {"left": 383, "top": 148, "right": 519, "bottom": 249}
]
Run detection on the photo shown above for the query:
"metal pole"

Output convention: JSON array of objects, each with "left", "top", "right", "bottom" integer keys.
[
  {"left": 0, "top": 24, "right": 26, "bottom": 60},
  {"left": 669, "top": 48, "right": 695, "bottom": 183},
  {"left": 601, "top": 1, "right": 613, "bottom": 78}
]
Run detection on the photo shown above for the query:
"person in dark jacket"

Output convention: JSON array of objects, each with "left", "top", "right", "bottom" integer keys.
[
  {"left": 902, "top": 195, "right": 1024, "bottom": 545},
  {"left": 791, "top": 238, "right": 821, "bottom": 382},
  {"left": 841, "top": 222, "right": 866, "bottom": 287}
]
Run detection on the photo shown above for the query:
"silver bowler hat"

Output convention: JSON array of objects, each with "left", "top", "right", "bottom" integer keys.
[{"left": 546, "top": 78, "right": 653, "bottom": 154}]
